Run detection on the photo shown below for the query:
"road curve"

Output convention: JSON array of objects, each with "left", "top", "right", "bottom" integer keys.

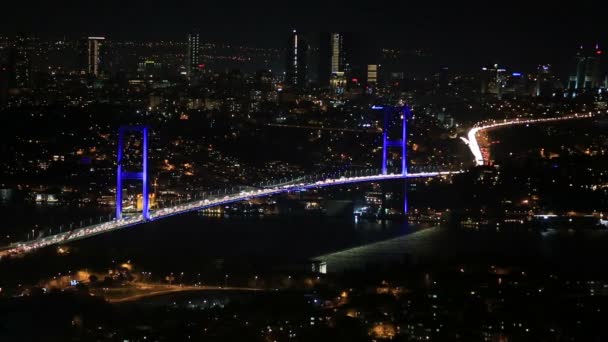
[{"left": 466, "top": 113, "right": 596, "bottom": 166}]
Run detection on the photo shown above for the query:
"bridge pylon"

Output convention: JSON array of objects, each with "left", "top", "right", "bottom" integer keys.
[
  {"left": 373, "top": 105, "right": 411, "bottom": 214},
  {"left": 116, "top": 126, "right": 150, "bottom": 221}
]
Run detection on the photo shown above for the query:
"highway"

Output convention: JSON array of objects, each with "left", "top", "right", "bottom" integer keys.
[
  {"left": 106, "top": 284, "right": 263, "bottom": 303},
  {"left": 0, "top": 170, "right": 462, "bottom": 257},
  {"left": 465, "top": 112, "right": 597, "bottom": 166}
]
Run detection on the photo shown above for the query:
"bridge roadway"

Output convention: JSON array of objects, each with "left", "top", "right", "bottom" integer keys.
[
  {"left": 0, "top": 170, "right": 461, "bottom": 257},
  {"left": 465, "top": 112, "right": 597, "bottom": 166}
]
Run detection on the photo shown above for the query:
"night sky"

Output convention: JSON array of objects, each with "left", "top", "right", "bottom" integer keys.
[{"left": 2, "top": 0, "right": 606, "bottom": 72}]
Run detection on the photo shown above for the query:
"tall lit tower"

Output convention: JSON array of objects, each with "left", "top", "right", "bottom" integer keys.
[
  {"left": 329, "top": 33, "right": 347, "bottom": 91},
  {"left": 318, "top": 32, "right": 346, "bottom": 88},
  {"left": 187, "top": 32, "right": 200, "bottom": 77},
  {"left": 86, "top": 37, "right": 105, "bottom": 77},
  {"left": 286, "top": 30, "right": 308, "bottom": 87},
  {"left": 330, "top": 33, "right": 345, "bottom": 75}
]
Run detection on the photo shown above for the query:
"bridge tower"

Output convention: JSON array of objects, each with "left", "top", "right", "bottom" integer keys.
[
  {"left": 374, "top": 105, "right": 411, "bottom": 214},
  {"left": 116, "top": 126, "right": 150, "bottom": 221}
]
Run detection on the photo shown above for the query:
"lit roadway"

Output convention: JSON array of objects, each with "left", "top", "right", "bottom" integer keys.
[
  {"left": 0, "top": 170, "right": 462, "bottom": 257},
  {"left": 266, "top": 123, "right": 382, "bottom": 134},
  {"left": 464, "top": 112, "right": 597, "bottom": 166},
  {"left": 106, "top": 284, "right": 263, "bottom": 303}
]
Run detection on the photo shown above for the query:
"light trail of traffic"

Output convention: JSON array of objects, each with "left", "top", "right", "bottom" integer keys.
[
  {"left": 266, "top": 123, "right": 382, "bottom": 134},
  {"left": 0, "top": 170, "right": 462, "bottom": 258},
  {"left": 466, "top": 113, "right": 596, "bottom": 166},
  {"left": 107, "top": 285, "right": 263, "bottom": 303}
]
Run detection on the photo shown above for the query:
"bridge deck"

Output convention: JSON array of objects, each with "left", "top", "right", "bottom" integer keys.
[{"left": 0, "top": 171, "right": 461, "bottom": 257}]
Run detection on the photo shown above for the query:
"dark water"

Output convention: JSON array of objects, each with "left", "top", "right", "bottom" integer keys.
[
  {"left": 316, "top": 226, "right": 608, "bottom": 273},
  {"left": 4, "top": 212, "right": 608, "bottom": 285},
  {"left": 69, "top": 214, "right": 411, "bottom": 269},
  {"left": 0, "top": 201, "right": 113, "bottom": 241},
  {"left": 0, "top": 214, "right": 412, "bottom": 283}
]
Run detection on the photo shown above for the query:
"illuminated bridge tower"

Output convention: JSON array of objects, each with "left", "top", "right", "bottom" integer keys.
[
  {"left": 116, "top": 126, "right": 150, "bottom": 221},
  {"left": 374, "top": 105, "right": 411, "bottom": 214}
]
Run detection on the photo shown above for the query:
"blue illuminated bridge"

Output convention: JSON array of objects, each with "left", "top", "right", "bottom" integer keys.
[
  {"left": 1, "top": 108, "right": 598, "bottom": 257},
  {"left": 1, "top": 169, "right": 461, "bottom": 256}
]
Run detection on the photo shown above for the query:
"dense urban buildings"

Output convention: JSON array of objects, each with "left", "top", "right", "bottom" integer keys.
[{"left": 0, "top": 2, "right": 607, "bottom": 341}]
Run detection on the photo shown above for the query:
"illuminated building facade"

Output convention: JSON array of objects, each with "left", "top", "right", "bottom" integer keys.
[
  {"left": 86, "top": 37, "right": 105, "bottom": 77},
  {"left": 568, "top": 44, "right": 603, "bottom": 92},
  {"left": 330, "top": 33, "right": 345, "bottom": 75},
  {"left": 187, "top": 32, "right": 201, "bottom": 78},
  {"left": 286, "top": 30, "right": 308, "bottom": 87},
  {"left": 367, "top": 64, "right": 378, "bottom": 85}
]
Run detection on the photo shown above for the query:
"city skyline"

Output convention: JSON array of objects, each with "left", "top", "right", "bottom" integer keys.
[
  {"left": 1, "top": 1, "right": 606, "bottom": 71},
  {"left": 1, "top": 32, "right": 607, "bottom": 78}
]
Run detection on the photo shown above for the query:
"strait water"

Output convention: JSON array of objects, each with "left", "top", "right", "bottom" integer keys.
[{"left": 3, "top": 211, "right": 608, "bottom": 288}]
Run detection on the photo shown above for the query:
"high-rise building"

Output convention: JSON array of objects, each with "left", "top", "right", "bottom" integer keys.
[
  {"left": 567, "top": 44, "right": 603, "bottom": 92},
  {"left": 86, "top": 37, "right": 105, "bottom": 77},
  {"left": 187, "top": 32, "right": 201, "bottom": 77},
  {"left": 480, "top": 64, "right": 507, "bottom": 98},
  {"left": 329, "top": 33, "right": 347, "bottom": 91},
  {"left": 318, "top": 32, "right": 346, "bottom": 87},
  {"left": 345, "top": 33, "right": 379, "bottom": 87},
  {"left": 366, "top": 64, "right": 379, "bottom": 85},
  {"left": 8, "top": 34, "right": 31, "bottom": 89},
  {"left": 330, "top": 33, "right": 345, "bottom": 75},
  {"left": 285, "top": 30, "right": 308, "bottom": 88}
]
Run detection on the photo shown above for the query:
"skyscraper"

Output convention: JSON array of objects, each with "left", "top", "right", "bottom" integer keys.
[
  {"left": 285, "top": 30, "right": 308, "bottom": 88},
  {"left": 86, "top": 37, "right": 105, "bottom": 77},
  {"left": 329, "top": 33, "right": 347, "bottom": 91},
  {"left": 567, "top": 44, "right": 603, "bottom": 93},
  {"left": 319, "top": 32, "right": 378, "bottom": 90},
  {"left": 318, "top": 32, "right": 346, "bottom": 87},
  {"left": 330, "top": 33, "right": 345, "bottom": 75},
  {"left": 8, "top": 34, "right": 31, "bottom": 89},
  {"left": 187, "top": 32, "right": 201, "bottom": 78},
  {"left": 366, "top": 64, "right": 378, "bottom": 85}
]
